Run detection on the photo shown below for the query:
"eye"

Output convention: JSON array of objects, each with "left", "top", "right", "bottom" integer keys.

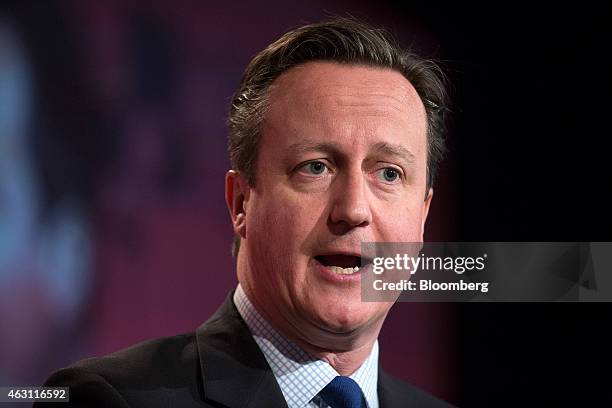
[
  {"left": 379, "top": 167, "right": 401, "bottom": 183},
  {"left": 299, "top": 160, "right": 329, "bottom": 176}
]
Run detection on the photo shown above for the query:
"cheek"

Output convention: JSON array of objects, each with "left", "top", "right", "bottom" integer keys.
[
  {"left": 247, "top": 187, "right": 324, "bottom": 255},
  {"left": 374, "top": 199, "right": 426, "bottom": 242}
]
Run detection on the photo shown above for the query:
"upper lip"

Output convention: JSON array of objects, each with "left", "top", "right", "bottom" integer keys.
[{"left": 314, "top": 251, "right": 374, "bottom": 265}]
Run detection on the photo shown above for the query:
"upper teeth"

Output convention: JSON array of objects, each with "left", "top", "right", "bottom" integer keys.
[{"left": 329, "top": 266, "right": 360, "bottom": 275}]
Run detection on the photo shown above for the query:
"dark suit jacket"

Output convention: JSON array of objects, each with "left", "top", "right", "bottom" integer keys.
[{"left": 36, "top": 293, "right": 455, "bottom": 407}]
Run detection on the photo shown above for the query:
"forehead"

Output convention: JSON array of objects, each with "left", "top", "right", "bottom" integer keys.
[
  {"left": 269, "top": 61, "right": 422, "bottom": 110},
  {"left": 263, "top": 61, "right": 427, "bottom": 151}
]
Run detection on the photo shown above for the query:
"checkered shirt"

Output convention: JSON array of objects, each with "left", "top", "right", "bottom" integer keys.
[{"left": 234, "top": 284, "right": 379, "bottom": 408}]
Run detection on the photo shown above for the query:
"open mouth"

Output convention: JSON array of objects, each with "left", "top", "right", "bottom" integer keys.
[{"left": 314, "top": 254, "right": 372, "bottom": 275}]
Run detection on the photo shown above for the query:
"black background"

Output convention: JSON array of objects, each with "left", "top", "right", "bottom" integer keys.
[{"left": 387, "top": 1, "right": 611, "bottom": 406}]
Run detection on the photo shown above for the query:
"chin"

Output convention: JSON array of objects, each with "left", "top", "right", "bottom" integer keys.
[{"left": 312, "top": 301, "right": 379, "bottom": 335}]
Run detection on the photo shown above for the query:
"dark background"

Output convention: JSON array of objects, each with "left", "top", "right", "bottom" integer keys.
[
  {"left": 407, "top": 2, "right": 612, "bottom": 407},
  {"left": 1, "top": 1, "right": 610, "bottom": 407}
]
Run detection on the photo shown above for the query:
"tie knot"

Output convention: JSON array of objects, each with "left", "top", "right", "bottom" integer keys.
[{"left": 319, "top": 376, "right": 366, "bottom": 408}]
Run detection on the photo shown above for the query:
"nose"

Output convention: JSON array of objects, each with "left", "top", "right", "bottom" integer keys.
[{"left": 329, "top": 170, "right": 372, "bottom": 231}]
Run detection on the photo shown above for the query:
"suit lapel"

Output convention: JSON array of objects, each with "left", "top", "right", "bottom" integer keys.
[
  {"left": 196, "top": 293, "right": 288, "bottom": 408},
  {"left": 378, "top": 368, "right": 411, "bottom": 408}
]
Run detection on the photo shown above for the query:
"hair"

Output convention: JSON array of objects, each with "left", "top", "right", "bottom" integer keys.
[{"left": 228, "top": 17, "right": 449, "bottom": 256}]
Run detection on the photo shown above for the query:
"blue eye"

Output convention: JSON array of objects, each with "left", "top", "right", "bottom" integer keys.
[
  {"left": 305, "top": 161, "right": 327, "bottom": 175},
  {"left": 380, "top": 168, "right": 400, "bottom": 182}
]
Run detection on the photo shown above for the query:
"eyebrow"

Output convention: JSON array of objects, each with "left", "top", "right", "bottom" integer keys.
[
  {"left": 286, "top": 140, "right": 342, "bottom": 156},
  {"left": 370, "top": 142, "right": 415, "bottom": 166},
  {"left": 286, "top": 140, "right": 416, "bottom": 168}
]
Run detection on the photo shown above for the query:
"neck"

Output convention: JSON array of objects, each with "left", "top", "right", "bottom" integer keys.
[
  {"left": 237, "top": 254, "right": 384, "bottom": 375},
  {"left": 296, "top": 336, "right": 377, "bottom": 376}
]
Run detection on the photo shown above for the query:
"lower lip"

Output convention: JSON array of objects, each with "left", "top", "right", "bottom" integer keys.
[{"left": 313, "top": 259, "right": 371, "bottom": 284}]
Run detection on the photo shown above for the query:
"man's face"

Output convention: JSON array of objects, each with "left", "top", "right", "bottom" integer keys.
[{"left": 231, "top": 61, "right": 432, "bottom": 347}]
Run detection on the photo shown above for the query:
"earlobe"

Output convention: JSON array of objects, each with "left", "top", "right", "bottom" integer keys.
[
  {"left": 421, "top": 188, "right": 434, "bottom": 238},
  {"left": 225, "top": 170, "right": 249, "bottom": 239}
]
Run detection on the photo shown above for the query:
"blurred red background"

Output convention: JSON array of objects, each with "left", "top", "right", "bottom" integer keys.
[{"left": 0, "top": 0, "right": 457, "bottom": 404}]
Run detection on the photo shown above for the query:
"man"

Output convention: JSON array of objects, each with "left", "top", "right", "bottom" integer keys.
[{"left": 37, "top": 18, "right": 453, "bottom": 407}]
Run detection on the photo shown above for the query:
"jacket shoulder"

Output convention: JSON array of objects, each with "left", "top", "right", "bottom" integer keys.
[
  {"left": 36, "top": 332, "right": 202, "bottom": 408},
  {"left": 379, "top": 369, "right": 457, "bottom": 408},
  {"left": 35, "top": 366, "right": 131, "bottom": 408},
  {"left": 71, "top": 332, "right": 197, "bottom": 384}
]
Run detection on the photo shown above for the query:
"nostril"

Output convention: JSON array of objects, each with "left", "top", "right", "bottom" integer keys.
[{"left": 330, "top": 207, "right": 371, "bottom": 227}]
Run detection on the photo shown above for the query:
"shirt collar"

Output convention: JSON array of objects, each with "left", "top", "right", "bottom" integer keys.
[{"left": 234, "top": 284, "right": 379, "bottom": 408}]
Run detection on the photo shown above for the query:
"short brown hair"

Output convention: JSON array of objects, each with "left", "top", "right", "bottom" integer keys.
[{"left": 228, "top": 17, "right": 449, "bottom": 256}]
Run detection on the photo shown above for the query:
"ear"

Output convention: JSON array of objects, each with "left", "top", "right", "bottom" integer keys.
[
  {"left": 420, "top": 187, "right": 434, "bottom": 239},
  {"left": 225, "top": 170, "right": 250, "bottom": 239}
]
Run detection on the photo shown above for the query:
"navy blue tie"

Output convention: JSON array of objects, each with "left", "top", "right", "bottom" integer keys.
[{"left": 319, "top": 376, "right": 366, "bottom": 408}]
